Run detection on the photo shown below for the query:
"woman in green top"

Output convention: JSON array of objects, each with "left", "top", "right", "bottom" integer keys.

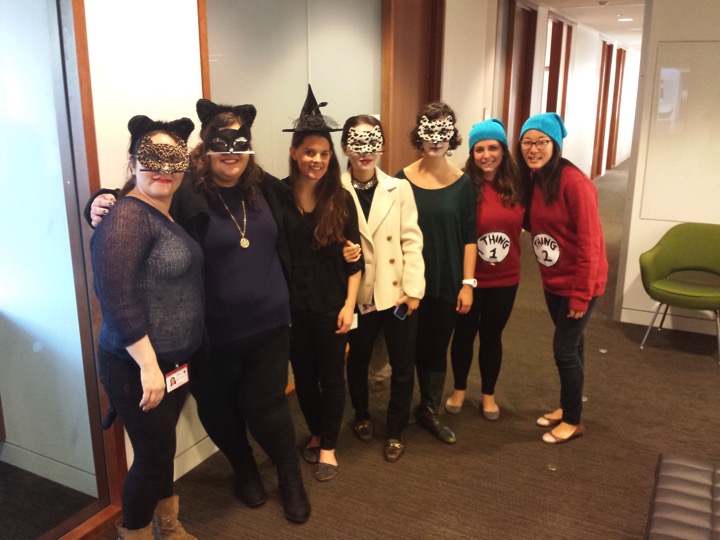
[{"left": 396, "top": 102, "right": 476, "bottom": 444}]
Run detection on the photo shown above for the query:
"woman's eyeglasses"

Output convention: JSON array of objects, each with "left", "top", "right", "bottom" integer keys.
[{"left": 520, "top": 139, "right": 551, "bottom": 150}]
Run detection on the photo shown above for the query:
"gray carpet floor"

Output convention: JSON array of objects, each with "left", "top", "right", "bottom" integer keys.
[{"left": 97, "top": 160, "right": 720, "bottom": 539}]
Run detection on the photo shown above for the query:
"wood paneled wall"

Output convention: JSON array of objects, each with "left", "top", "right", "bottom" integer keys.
[{"left": 381, "top": 0, "right": 445, "bottom": 175}]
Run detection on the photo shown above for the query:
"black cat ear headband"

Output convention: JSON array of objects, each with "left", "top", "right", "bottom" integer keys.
[{"left": 127, "top": 115, "right": 195, "bottom": 174}]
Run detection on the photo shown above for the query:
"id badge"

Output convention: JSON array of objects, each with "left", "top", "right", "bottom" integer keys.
[
  {"left": 166, "top": 363, "right": 189, "bottom": 393},
  {"left": 350, "top": 313, "right": 359, "bottom": 330},
  {"left": 359, "top": 303, "right": 377, "bottom": 315}
]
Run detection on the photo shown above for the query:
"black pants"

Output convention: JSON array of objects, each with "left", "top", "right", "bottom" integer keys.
[
  {"left": 450, "top": 284, "right": 518, "bottom": 395},
  {"left": 190, "top": 326, "right": 299, "bottom": 476},
  {"left": 415, "top": 296, "right": 458, "bottom": 373},
  {"left": 347, "top": 307, "right": 417, "bottom": 439},
  {"left": 290, "top": 309, "right": 347, "bottom": 450},
  {"left": 544, "top": 292, "right": 597, "bottom": 425},
  {"left": 98, "top": 348, "right": 187, "bottom": 530}
]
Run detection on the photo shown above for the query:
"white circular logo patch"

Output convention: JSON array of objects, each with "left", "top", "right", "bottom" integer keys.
[
  {"left": 532, "top": 233, "right": 560, "bottom": 267},
  {"left": 477, "top": 231, "right": 511, "bottom": 265}
]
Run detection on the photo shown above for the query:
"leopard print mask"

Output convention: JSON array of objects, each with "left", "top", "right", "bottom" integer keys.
[
  {"left": 205, "top": 126, "right": 255, "bottom": 155},
  {"left": 417, "top": 115, "right": 455, "bottom": 144},
  {"left": 346, "top": 126, "right": 384, "bottom": 155},
  {"left": 136, "top": 136, "right": 189, "bottom": 174}
]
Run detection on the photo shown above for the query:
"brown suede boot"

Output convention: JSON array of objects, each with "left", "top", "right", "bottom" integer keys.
[
  {"left": 117, "top": 523, "right": 153, "bottom": 540},
  {"left": 152, "top": 495, "right": 197, "bottom": 540}
]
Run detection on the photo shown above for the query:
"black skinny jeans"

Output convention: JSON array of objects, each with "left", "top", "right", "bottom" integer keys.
[
  {"left": 544, "top": 292, "right": 597, "bottom": 425},
  {"left": 347, "top": 307, "right": 417, "bottom": 439},
  {"left": 415, "top": 296, "right": 458, "bottom": 373},
  {"left": 98, "top": 348, "right": 187, "bottom": 530},
  {"left": 190, "top": 326, "right": 299, "bottom": 476},
  {"left": 290, "top": 308, "right": 348, "bottom": 450},
  {"left": 450, "top": 284, "right": 518, "bottom": 395}
]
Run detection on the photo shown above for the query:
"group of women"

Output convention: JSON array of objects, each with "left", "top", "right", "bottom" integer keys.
[{"left": 88, "top": 85, "right": 607, "bottom": 538}]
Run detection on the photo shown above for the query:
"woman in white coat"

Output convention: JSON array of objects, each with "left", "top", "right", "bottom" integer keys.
[{"left": 340, "top": 115, "right": 425, "bottom": 462}]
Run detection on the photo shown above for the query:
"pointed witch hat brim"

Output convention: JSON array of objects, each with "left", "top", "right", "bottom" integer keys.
[{"left": 282, "top": 84, "right": 342, "bottom": 132}]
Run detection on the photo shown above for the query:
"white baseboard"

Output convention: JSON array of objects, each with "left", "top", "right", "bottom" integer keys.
[{"left": 0, "top": 441, "right": 98, "bottom": 497}]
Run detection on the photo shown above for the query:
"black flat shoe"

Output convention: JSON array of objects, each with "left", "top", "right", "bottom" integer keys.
[
  {"left": 352, "top": 419, "right": 373, "bottom": 442},
  {"left": 314, "top": 462, "right": 339, "bottom": 482},
  {"left": 384, "top": 439, "right": 405, "bottom": 462}
]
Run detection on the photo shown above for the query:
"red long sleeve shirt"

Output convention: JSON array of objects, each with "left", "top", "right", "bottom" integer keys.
[
  {"left": 529, "top": 164, "right": 608, "bottom": 312},
  {"left": 474, "top": 181, "right": 525, "bottom": 288}
]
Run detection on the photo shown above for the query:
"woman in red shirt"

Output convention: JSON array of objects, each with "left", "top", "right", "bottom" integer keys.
[
  {"left": 517, "top": 113, "right": 608, "bottom": 444},
  {"left": 446, "top": 119, "right": 524, "bottom": 421}
]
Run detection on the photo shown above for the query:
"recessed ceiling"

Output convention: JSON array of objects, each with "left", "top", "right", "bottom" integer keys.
[{"left": 533, "top": 0, "right": 644, "bottom": 50}]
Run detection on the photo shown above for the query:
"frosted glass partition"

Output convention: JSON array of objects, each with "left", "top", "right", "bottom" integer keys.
[
  {"left": 640, "top": 41, "right": 720, "bottom": 224},
  {"left": 206, "top": 0, "right": 382, "bottom": 178},
  {"left": 0, "top": 0, "right": 97, "bottom": 507}
]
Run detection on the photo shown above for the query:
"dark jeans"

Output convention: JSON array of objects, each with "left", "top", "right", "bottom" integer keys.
[
  {"left": 98, "top": 348, "right": 187, "bottom": 530},
  {"left": 450, "top": 285, "right": 518, "bottom": 395},
  {"left": 544, "top": 292, "right": 597, "bottom": 425},
  {"left": 347, "top": 307, "right": 417, "bottom": 439},
  {"left": 415, "top": 296, "right": 457, "bottom": 373},
  {"left": 290, "top": 308, "right": 348, "bottom": 450},
  {"left": 190, "top": 326, "right": 299, "bottom": 475}
]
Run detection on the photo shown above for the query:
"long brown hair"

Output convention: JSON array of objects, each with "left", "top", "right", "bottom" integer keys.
[
  {"left": 289, "top": 130, "right": 348, "bottom": 247},
  {"left": 190, "top": 111, "right": 263, "bottom": 209},
  {"left": 465, "top": 141, "right": 522, "bottom": 206}
]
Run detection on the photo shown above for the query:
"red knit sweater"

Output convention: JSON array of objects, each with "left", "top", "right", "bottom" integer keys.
[
  {"left": 529, "top": 164, "right": 608, "bottom": 312},
  {"left": 474, "top": 181, "right": 525, "bottom": 288}
]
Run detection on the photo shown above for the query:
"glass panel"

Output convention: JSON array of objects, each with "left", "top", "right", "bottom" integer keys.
[{"left": 0, "top": 0, "right": 102, "bottom": 537}]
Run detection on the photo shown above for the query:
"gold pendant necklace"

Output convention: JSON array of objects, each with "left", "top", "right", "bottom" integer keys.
[{"left": 217, "top": 192, "right": 249, "bottom": 249}]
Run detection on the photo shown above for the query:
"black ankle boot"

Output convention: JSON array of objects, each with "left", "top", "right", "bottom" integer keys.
[
  {"left": 415, "top": 405, "right": 457, "bottom": 444},
  {"left": 233, "top": 459, "right": 267, "bottom": 508},
  {"left": 414, "top": 368, "right": 457, "bottom": 444},
  {"left": 277, "top": 462, "right": 311, "bottom": 524}
]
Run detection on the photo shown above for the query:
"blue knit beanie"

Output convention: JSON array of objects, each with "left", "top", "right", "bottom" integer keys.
[
  {"left": 468, "top": 118, "right": 507, "bottom": 151},
  {"left": 519, "top": 112, "right": 567, "bottom": 150}
]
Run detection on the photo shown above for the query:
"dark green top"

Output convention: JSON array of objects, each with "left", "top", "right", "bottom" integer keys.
[{"left": 396, "top": 170, "right": 476, "bottom": 304}]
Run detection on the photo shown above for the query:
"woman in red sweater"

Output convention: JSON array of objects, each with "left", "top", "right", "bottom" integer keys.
[
  {"left": 517, "top": 113, "right": 608, "bottom": 444},
  {"left": 446, "top": 119, "right": 524, "bottom": 421}
]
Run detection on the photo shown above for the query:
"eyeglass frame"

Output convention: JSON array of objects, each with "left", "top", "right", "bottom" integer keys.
[{"left": 520, "top": 139, "right": 552, "bottom": 150}]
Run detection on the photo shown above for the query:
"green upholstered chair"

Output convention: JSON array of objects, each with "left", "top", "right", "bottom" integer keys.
[{"left": 639, "top": 222, "right": 720, "bottom": 360}]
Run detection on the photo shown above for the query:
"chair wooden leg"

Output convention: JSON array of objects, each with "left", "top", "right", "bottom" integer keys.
[
  {"left": 715, "top": 310, "right": 720, "bottom": 364},
  {"left": 641, "top": 303, "right": 665, "bottom": 350}
]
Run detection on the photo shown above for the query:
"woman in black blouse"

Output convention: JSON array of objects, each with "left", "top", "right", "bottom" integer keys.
[{"left": 282, "top": 86, "right": 363, "bottom": 482}]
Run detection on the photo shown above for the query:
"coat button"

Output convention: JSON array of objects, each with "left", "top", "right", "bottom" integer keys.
[
  {"left": 389, "top": 258, "right": 395, "bottom": 264},
  {"left": 392, "top": 280, "right": 399, "bottom": 286},
  {"left": 386, "top": 235, "right": 392, "bottom": 241}
]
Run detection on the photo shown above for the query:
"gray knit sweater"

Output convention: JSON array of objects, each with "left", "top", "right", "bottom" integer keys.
[{"left": 91, "top": 196, "right": 204, "bottom": 364}]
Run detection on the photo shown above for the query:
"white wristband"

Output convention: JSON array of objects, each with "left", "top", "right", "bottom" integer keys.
[{"left": 462, "top": 278, "right": 477, "bottom": 288}]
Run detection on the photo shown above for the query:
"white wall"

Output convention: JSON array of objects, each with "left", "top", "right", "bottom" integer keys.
[
  {"left": 0, "top": 0, "right": 96, "bottom": 495},
  {"left": 84, "top": 0, "right": 215, "bottom": 478},
  {"left": 617, "top": 0, "right": 720, "bottom": 334},
  {"left": 207, "top": 0, "right": 382, "bottom": 177},
  {"left": 441, "top": 0, "right": 498, "bottom": 168}
]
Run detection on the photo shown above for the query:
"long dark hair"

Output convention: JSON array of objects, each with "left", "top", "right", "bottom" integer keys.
[
  {"left": 289, "top": 130, "right": 348, "bottom": 247},
  {"left": 516, "top": 142, "right": 577, "bottom": 206},
  {"left": 465, "top": 141, "right": 522, "bottom": 206},
  {"left": 190, "top": 111, "right": 263, "bottom": 209}
]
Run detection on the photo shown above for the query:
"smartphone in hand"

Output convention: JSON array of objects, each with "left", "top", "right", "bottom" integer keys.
[{"left": 393, "top": 303, "right": 408, "bottom": 320}]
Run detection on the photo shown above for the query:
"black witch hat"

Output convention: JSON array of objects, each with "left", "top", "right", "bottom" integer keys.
[{"left": 282, "top": 84, "right": 341, "bottom": 133}]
